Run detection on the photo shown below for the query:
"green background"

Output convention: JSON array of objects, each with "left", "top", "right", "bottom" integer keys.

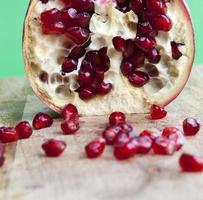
[{"left": 0, "top": 0, "right": 202, "bottom": 77}]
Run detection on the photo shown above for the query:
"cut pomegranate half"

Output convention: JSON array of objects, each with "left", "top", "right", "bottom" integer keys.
[{"left": 23, "top": 0, "right": 194, "bottom": 115}]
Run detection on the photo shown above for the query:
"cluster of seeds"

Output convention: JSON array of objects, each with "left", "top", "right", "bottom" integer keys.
[
  {"left": 112, "top": 0, "right": 184, "bottom": 87},
  {"left": 0, "top": 103, "right": 201, "bottom": 172}
]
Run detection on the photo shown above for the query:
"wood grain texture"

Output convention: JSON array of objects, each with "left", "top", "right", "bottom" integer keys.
[{"left": 0, "top": 66, "right": 203, "bottom": 200}]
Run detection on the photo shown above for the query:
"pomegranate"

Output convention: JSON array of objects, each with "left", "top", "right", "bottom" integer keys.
[
  {"left": 85, "top": 138, "right": 106, "bottom": 158},
  {"left": 179, "top": 153, "right": 203, "bottom": 172},
  {"left": 42, "top": 139, "right": 67, "bottom": 157},
  {"left": 183, "top": 118, "right": 200, "bottom": 136},
  {"left": 23, "top": 0, "right": 194, "bottom": 115}
]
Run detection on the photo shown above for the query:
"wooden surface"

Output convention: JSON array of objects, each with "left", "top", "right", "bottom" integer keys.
[{"left": 0, "top": 66, "right": 203, "bottom": 200}]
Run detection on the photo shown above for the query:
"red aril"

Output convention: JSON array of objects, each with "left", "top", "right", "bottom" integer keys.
[
  {"left": 146, "top": 48, "right": 161, "bottom": 63},
  {"left": 112, "top": 36, "right": 126, "bottom": 52},
  {"left": 0, "top": 127, "right": 18, "bottom": 143},
  {"left": 135, "top": 36, "right": 156, "bottom": 52},
  {"left": 153, "top": 136, "right": 176, "bottom": 155},
  {"left": 85, "top": 138, "right": 106, "bottom": 158},
  {"left": 61, "top": 104, "right": 79, "bottom": 120},
  {"left": 114, "top": 137, "right": 138, "bottom": 160},
  {"left": 128, "top": 71, "right": 150, "bottom": 87},
  {"left": 97, "top": 82, "right": 113, "bottom": 95},
  {"left": 61, "top": 57, "right": 78, "bottom": 73},
  {"left": 139, "top": 130, "right": 156, "bottom": 141},
  {"left": 15, "top": 121, "right": 33, "bottom": 139},
  {"left": 135, "top": 136, "right": 153, "bottom": 154},
  {"left": 151, "top": 14, "right": 172, "bottom": 32},
  {"left": 150, "top": 104, "right": 167, "bottom": 120},
  {"left": 109, "top": 112, "right": 126, "bottom": 126},
  {"left": 146, "top": 0, "right": 167, "bottom": 15},
  {"left": 61, "top": 119, "right": 80, "bottom": 135},
  {"left": 102, "top": 126, "right": 121, "bottom": 145},
  {"left": 179, "top": 153, "right": 203, "bottom": 172},
  {"left": 42, "top": 139, "right": 66, "bottom": 157},
  {"left": 171, "top": 41, "right": 184, "bottom": 60},
  {"left": 183, "top": 118, "right": 200, "bottom": 136},
  {"left": 32, "top": 112, "right": 53, "bottom": 130}
]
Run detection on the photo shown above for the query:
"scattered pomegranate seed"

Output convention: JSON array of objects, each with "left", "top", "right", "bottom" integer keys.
[
  {"left": 0, "top": 127, "right": 18, "bottom": 143},
  {"left": 162, "top": 127, "right": 185, "bottom": 151},
  {"left": 150, "top": 104, "right": 167, "bottom": 120},
  {"left": 139, "top": 130, "right": 156, "bottom": 141},
  {"left": 179, "top": 153, "right": 203, "bottom": 172},
  {"left": 15, "top": 121, "right": 33, "bottom": 139},
  {"left": 113, "top": 131, "right": 131, "bottom": 147},
  {"left": 120, "top": 60, "right": 134, "bottom": 76},
  {"left": 118, "top": 122, "right": 134, "bottom": 134},
  {"left": 61, "top": 119, "right": 80, "bottom": 135},
  {"left": 61, "top": 104, "right": 79, "bottom": 120},
  {"left": 42, "top": 139, "right": 66, "bottom": 157},
  {"left": 85, "top": 138, "right": 106, "bottom": 158},
  {"left": 153, "top": 136, "right": 176, "bottom": 155},
  {"left": 79, "top": 86, "right": 95, "bottom": 100},
  {"left": 135, "top": 136, "right": 153, "bottom": 154},
  {"left": 114, "top": 138, "right": 138, "bottom": 160},
  {"left": 109, "top": 112, "right": 126, "bottom": 126},
  {"left": 32, "top": 112, "right": 53, "bottom": 130},
  {"left": 0, "top": 143, "right": 5, "bottom": 167},
  {"left": 102, "top": 126, "right": 121, "bottom": 145},
  {"left": 183, "top": 118, "right": 200, "bottom": 136},
  {"left": 128, "top": 71, "right": 150, "bottom": 87}
]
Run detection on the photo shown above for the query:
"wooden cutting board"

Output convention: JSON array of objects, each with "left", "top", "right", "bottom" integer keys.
[{"left": 0, "top": 66, "right": 203, "bottom": 200}]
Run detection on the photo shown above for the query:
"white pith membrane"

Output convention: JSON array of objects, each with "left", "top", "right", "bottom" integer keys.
[{"left": 24, "top": 0, "right": 194, "bottom": 115}]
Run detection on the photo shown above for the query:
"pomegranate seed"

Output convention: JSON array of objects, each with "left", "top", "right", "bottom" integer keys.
[
  {"left": 146, "top": 48, "right": 161, "bottom": 63},
  {"left": 129, "top": 0, "right": 144, "bottom": 13},
  {"left": 150, "top": 104, "right": 167, "bottom": 120},
  {"left": 65, "top": 27, "right": 89, "bottom": 45},
  {"left": 151, "top": 14, "right": 172, "bottom": 32},
  {"left": 139, "top": 130, "right": 156, "bottom": 141},
  {"left": 137, "top": 21, "right": 157, "bottom": 37},
  {"left": 97, "top": 82, "right": 112, "bottom": 95},
  {"left": 41, "top": 8, "right": 61, "bottom": 24},
  {"left": 183, "top": 118, "right": 200, "bottom": 136},
  {"left": 15, "top": 121, "right": 33, "bottom": 139},
  {"left": 135, "top": 36, "right": 156, "bottom": 52},
  {"left": 171, "top": 41, "right": 184, "bottom": 60},
  {"left": 130, "top": 50, "right": 145, "bottom": 67},
  {"left": 42, "top": 139, "right": 66, "bottom": 157},
  {"left": 113, "top": 131, "right": 131, "bottom": 147},
  {"left": 0, "top": 143, "right": 5, "bottom": 167},
  {"left": 128, "top": 71, "right": 150, "bottom": 87},
  {"left": 146, "top": 0, "right": 167, "bottom": 14},
  {"left": 61, "top": 104, "right": 79, "bottom": 120},
  {"left": 62, "top": 57, "right": 78, "bottom": 73},
  {"left": 109, "top": 112, "right": 126, "bottom": 126},
  {"left": 60, "top": 0, "right": 95, "bottom": 14},
  {"left": 80, "top": 60, "right": 94, "bottom": 72},
  {"left": 0, "top": 127, "right": 18, "bottom": 143},
  {"left": 32, "top": 112, "right": 53, "bottom": 130},
  {"left": 112, "top": 36, "right": 126, "bottom": 52},
  {"left": 153, "top": 136, "right": 176, "bottom": 155},
  {"left": 162, "top": 127, "right": 185, "bottom": 151},
  {"left": 69, "top": 46, "right": 86, "bottom": 59},
  {"left": 114, "top": 138, "right": 138, "bottom": 160},
  {"left": 123, "top": 39, "right": 136, "bottom": 58},
  {"left": 78, "top": 70, "right": 93, "bottom": 86},
  {"left": 179, "top": 153, "right": 203, "bottom": 172},
  {"left": 120, "top": 60, "right": 134, "bottom": 76},
  {"left": 135, "top": 136, "right": 153, "bottom": 154},
  {"left": 79, "top": 86, "right": 95, "bottom": 100},
  {"left": 61, "top": 119, "right": 80, "bottom": 135},
  {"left": 102, "top": 126, "right": 121, "bottom": 145},
  {"left": 85, "top": 138, "right": 106, "bottom": 158},
  {"left": 42, "top": 22, "right": 65, "bottom": 34},
  {"left": 118, "top": 122, "right": 133, "bottom": 134},
  {"left": 41, "top": 0, "right": 49, "bottom": 3},
  {"left": 86, "top": 50, "right": 102, "bottom": 66}
]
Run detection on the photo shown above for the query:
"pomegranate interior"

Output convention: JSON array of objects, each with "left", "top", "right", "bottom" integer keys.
[{"left": 23, "top": 0, "right": 194, "bottom": 115}]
